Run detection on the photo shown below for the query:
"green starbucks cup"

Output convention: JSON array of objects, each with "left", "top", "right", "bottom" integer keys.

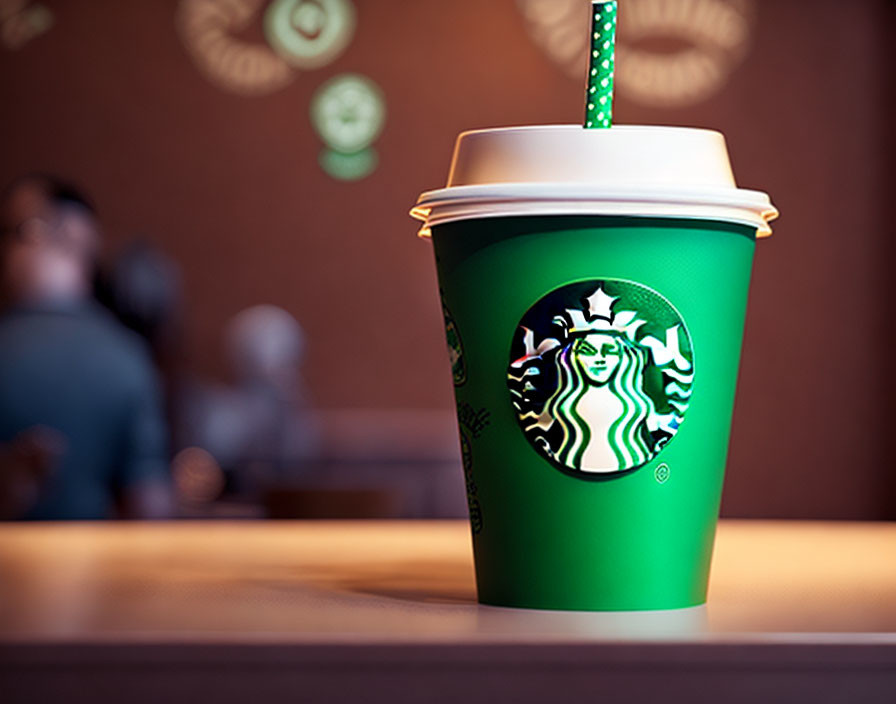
[{"left": 412, "top": 125, "right": 778, "bottom": 611}]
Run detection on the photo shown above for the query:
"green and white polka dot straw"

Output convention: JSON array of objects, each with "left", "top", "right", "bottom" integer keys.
[{"left": 584, "top": 1, "right": 617, "bottom": 129}]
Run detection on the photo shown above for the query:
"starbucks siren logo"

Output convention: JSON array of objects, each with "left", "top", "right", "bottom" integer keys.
[
  {"left": 507, "top": 279, "right": 694, "bottom": 476},
  {"left": 442, "top": 302, "right": 466, "bottom": 386}
]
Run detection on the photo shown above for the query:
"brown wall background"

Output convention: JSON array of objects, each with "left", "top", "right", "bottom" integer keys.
[{"left": 0, "top": 0, "right": 892, "bottom": 518}]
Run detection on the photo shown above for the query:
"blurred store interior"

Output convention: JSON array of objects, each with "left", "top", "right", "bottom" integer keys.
[{"left": 0, "top": 0, "right": 893, "bottom": 521}]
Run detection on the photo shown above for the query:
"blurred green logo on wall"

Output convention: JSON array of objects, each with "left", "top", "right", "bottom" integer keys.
[
  {"left": 264, "top": 0, "right": 355, "bottom": 69},
  {"left": 311, "top": 74, "right": 386, "bottom": 181}
]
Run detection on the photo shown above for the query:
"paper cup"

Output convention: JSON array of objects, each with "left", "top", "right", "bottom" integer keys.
[{"left": 413, "top": 125, "right": 777, "bottom": 610}]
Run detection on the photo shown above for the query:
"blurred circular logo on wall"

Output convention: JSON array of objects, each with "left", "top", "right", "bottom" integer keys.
[
  {"left": 264, "top": 0, "right": 355, "bottom": 69},
  {"left": 177, "top": 0, "right": 356, "bottom": 96},
  {"left": 311, "top": 73, "right": 386, "bottom": 180},
  {"left": 517, "top": 0, "right": 756, "bottom": 108}
]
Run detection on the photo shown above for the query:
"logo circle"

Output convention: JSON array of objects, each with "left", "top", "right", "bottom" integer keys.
[
  {"left": 264, "top": 0, "right": 356, "bottom": 69},
  {"left": 310, "top": 74, "right": 385, "bottom": 153},
  {"left": 507, "top": 279, "right": 694, "bottom": 477}
]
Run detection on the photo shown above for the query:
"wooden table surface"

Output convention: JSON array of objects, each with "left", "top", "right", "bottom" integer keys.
[{"left": 1, "top": 520, "right": 895, "bottom": 702}]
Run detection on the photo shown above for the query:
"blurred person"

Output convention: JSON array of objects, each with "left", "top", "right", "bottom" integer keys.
[
  {"left": 94, "top": 237, "right": 186, "bottom": 443},
  {"left": 179, "top": 305, "right": 319, "bottom": 498},
  {"left": 95, "top": 237, "right": 183, "bottom": 368},
  {"left": 0, "top": 175, "right": 172, "bottom": 519},
  {"left": 226, "top": 305, "right": 319, "bottom": 477}
]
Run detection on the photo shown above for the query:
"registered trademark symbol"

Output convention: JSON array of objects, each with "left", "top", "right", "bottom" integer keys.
[{"left": 655, "top": 463, "right": 670, "bottom": 484}]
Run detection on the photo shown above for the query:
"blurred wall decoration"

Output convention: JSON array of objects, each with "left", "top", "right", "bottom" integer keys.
[
  {"left": 265, "top": 0, "right": 355, "bottom": 69},
  {"left": 0, "top": 0, "right": 52, "bottom": 50},
  {"left": 176, "top": 0, "right": 355, "bottom": 95},
  {"left": 518, "top": 0, "right": 755, "bottom": 107},
  {"left": 311, "top": 73, "right": 385, "bottom": 180},
  {"left": 0, "top": 0, "right": 892, "bottom": 519}
]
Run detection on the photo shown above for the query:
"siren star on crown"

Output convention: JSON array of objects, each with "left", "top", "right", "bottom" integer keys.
[
  {"left": 567, "top": 286, "right": 621, "bottom": 333},
  {"left": 585, "top": 286, "right": 618, "bottom": 322},
  {"left": 563, "top": 286, "right": 647, "bottom": 339}
]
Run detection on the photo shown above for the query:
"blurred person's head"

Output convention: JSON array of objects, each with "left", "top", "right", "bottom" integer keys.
[
  {"left": 226, "top": 305, "right": 306, "bottom": 390},
  {"left": 0, "top": 175, "right": 99, "bottom": 306},
  {"left": 98, "top": 238, "right": 182, "bottom": 359}
]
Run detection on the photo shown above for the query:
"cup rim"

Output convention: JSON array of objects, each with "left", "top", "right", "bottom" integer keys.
[{"left": 411, "top": 183, "right": 778, "bottom": 238}]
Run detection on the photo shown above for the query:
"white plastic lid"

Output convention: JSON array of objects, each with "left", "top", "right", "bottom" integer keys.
[{"left": 411, "top": 125, "right": 778, "bottom": 237}]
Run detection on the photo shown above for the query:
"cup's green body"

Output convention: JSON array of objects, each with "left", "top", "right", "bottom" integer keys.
[{"left": 432, "top": 214, "right": 756, "bottom": 611}]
